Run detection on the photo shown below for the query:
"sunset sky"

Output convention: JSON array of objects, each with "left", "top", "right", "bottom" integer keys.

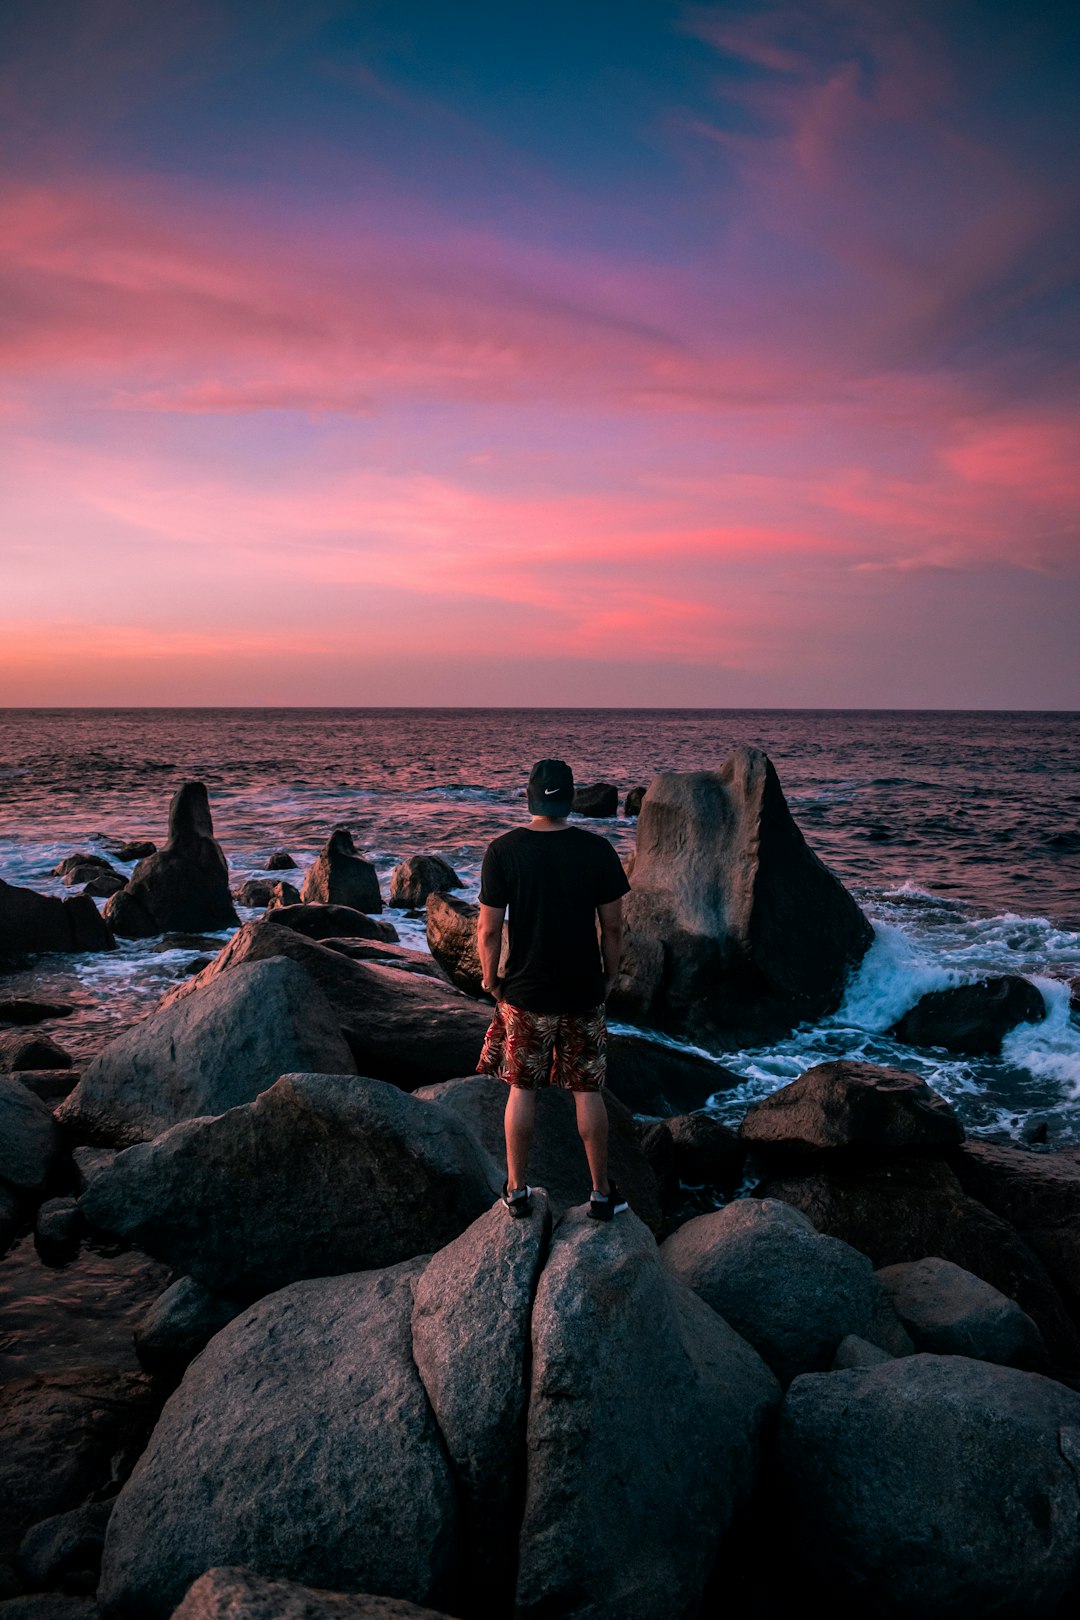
[{"left": 2, "top": 0, "right": 1077, "bottom": 707}]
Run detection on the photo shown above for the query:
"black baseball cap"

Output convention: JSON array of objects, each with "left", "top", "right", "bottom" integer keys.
[{"left": 527, "top": 758, "right": 574, "bottom": 816}]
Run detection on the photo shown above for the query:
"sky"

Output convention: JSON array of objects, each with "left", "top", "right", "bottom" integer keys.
[{"left": 1, "top": 0, "right": 1078, "bottom": 707}]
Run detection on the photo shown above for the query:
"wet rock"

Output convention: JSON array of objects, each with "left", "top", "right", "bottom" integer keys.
[
  {"left": 614, "top": 750, "right": 873, "bottom": 1047},
  {"left": 571, "top": 782, "right": 618, "bottom": 817},
  {"left": 0, "top": 1077, "right": 60, "bottom": 1191},
  {"left": 16, "top": 1498, "right": 113, "bottom": 1591},
  {"left": 134, "top": 1277, "right": 247, "bottom": 1382},
  {"left": 233, "top": 879, "right": 300, "bottom": 908},
  {"left": 412, "top": 1194, "right": 551, "bottom": 1609},
  {"left": 952, "top": 1140, "right": 1080, "bottom": 1312},
  {"left": 778, "top": 1355, "right": 1080, "bottom": 1617},
  {"left": 604, "top": 1033, "right": 741, "bottom": 1118},
  {"left": 760, "top": 1155, "right": 1080, "bottom": 1369},
  {"left": 103, "top": 783, "right": 238, "bottom": 939},
  {"left": 877, "top": 1256, "right": 1047, "bottom": 1368},
  {"left": 300, "top": 828, "right": 382, "bottom": 913},
  {"left": 889, "top": 974, "right": 1046, "bottom": 1056},
  {"left": 1022, "top": 1117, "right": 1050, "bottom": 1144},
  {"left": 80, "top": 1072, "right": 500, "bottom": 1295},
  {"left": 661, "top": 1198, "right": 911, "bottom": 1385},
  {"left": 116, "top": 841, "right": 155, "bottom": 862},
  {"left": 0, "top": 1003, "right": 74, "bottom": 1028},
  {"left": 0, "top": 880, "right": 113, "bottom": 957},
  {"left": 0, "top": 1034, "right": 72, "bottom": 1074},
  {"left": 832, "top": 1334, "right": 893, "bottom": 1370},
  {"left": 389, "top": 856, "right": 462, "bottom": 909},
  {"left": 57, "top": 956, "right": 356, "bottom": 1147},
  {"left": 52, "top": 855, "right": 115, "bottom": 885},
  {"left": 152, "top": 933, "right": 224, "bottom": 953},
  {"left": 416, "top": 1074, "right": 661, "bottom": 1231},
  {"left": 623, "top": 785, "right": 646, "bottom": 817},
  {"left": 98, "top": 1261, "right": 457, "bottom": 1620},
  {"left": 739, "top": 1060, "right": 964, "bottom": 1158},
  {"left": 33, "top": 1200, "right": 82, "bottom": 1267},
  {"left": 425, "top": 894, "right": 500, "bottom": 996},
  {"left": 264, "top": 850, "right": 296, "bottom": 870},
  {"left": 82, "top": 871, "right": 125, "bottom": 898},
  {"left": 318, "top": 940, "right": 444, "bottom": 978},
  {"left": 170, "top": 1568, "right": 461, "bottom": 1619},
  {"left": 267, "top": 903, "right": 398, "bottom": 943},
  {"left": 517, "top": 1209, "right": 780, "bottom": 1620}
]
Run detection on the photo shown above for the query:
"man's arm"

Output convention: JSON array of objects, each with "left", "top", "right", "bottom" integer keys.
[
  {"left": 478, "top": 902, "right": 506, "bottom": 997},
  {"left": 598, "top": 897, "right": 623, "bottom": 999}
]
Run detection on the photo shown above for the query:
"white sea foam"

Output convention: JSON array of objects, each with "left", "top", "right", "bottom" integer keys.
[
  {"left": 1001, "top": 976, "right": 1080, "bottom": 1093},
  {"left": 834, "top": 923, "right": 956, "bottom": 1033}
]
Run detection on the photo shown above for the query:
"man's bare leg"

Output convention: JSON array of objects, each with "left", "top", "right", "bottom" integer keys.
[
  {"left": 574, "top": 1091, "right": 609, "bottom": 1195},
  {"left": 504, "top": 1085, "right": 537, "bottom": 1191}
]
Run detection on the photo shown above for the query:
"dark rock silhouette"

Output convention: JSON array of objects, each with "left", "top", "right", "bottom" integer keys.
[
  {"left": 0, "top": 1075, "right": 61, "bottom": 1191},
  {"left": 300, "top": 828, "right": 382, "bottom": 913},
  {"left": 425, "top": 893, "right": 503, "bottom": 996},
  {"left": 889, "top": 975, "right": 1046, "bottom": 1055},
  {"left": 0, "top": 878, "right": 113, "bottom": 957},
  {"left": 390, "top": 856, "right": 462, "bottom": 909},
  {"left": 265, "top": 850, "right": 296, "bottom": 870},
  {"left": 0, "top": 1031, "right": 73, "bottom": 1072},
  {"left": 571, "top": 782, "right": 618, "bottom": 817},
  {"left": 134, "top": 1277, "right": 247, "bottom": 1383},
  {"left": 0, "top": 999, "right": 74, "bottom": 1026},
  {"left": 116, "top": 840, "right": 156, "bottom": 861},
  {"left": 623, "top": 785, "right": 647, "bottom": 817},
  {"left": 233, "top": 878, "right": 301, "bottom": 908},
  {"left": 739, "top": 1060, "right": 964, "bottom": 1157},
  {"left": 104, "top": 783, "right": 238, "bottom": 938},
  {"left": 267, "top": 902, "right": 398, "bottom": 943}
]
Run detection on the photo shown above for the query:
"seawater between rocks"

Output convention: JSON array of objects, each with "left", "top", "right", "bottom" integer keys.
[{"left": 1, "top": 706, "right": 1078, "bottom": 1145}]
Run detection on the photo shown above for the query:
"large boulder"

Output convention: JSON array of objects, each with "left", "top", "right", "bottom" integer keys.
[
  {"left": 952, "top": 1141, "right": 1080, "bottom": 1311},
  {"left": 572, "top": 783, "right": 618, "bottom": 818},
  {"left": 415, "top": 1074, "right": 662, "bottom": 1231},
  {"left": 778, "top": 1355, "right": 1080, "bottom": 1617},
  {"left": 16, "top": 1498, "right": 114, "bottom": 1592},
  {"left": 877, "top": 1256, "right": 1046, "bottom": 1367},
  {"left": 170, "top": 1568, "right": 460, "bottom": 1619},
  {"left": 613, "top": 750, "right": 873, "bottom": 1046},
  {"left": 739, "top": 1060, "right": 964, "bottom": 1158},
  {"left": 268, "top": 902, "right": 398, "bottom": 944},
  {"left": 80, "top": 1073, "right": 500, "bottom": 1296},
  {"left": 390, "top": 856, "right": 462, "bottom": 909},
  {"left": 424, "top": 894, "right": 502, "bottom": 997},
  {"left": 300, "top": 829, "right": 382, "bottom": 913},
  {"left": 0, "top": 1077, "right": 61, "bottom": 1191},
  {"left": 604, "top": 1034, "right": 742, "bottom": 1117},
  {"left": 103, "top": 783, "right": 238, "bottom": 938},
  {"left": 411, "top": 1195, "right": 551, "bottom": 1612},
  {"left": 890, "top": 975, "right": 1046, "bottom": 1055},
  {"left": 57, "top": 957, "right": 356, "bottom": 1147},
  {"left": 661, "top": 1199, "right": 911, "bottom": 1384},
  {"left": 0, "top": 879, "right": 113, "bottom": 957},
  {"left": 97, "top": 1261, "right": 458, "bottom": 1620},
  {"left": 760, "top": 1155, "right": 1080, "bottom": 1369},
  {"left": 516, "top": 1209, "right": 780, "bottom": 1620},
  {"left": 160, "top": 920, "right": 491, "bottom": 1089}
]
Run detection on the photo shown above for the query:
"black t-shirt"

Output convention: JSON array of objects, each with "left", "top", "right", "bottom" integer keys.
[{"left": 479, "top": 826, "right": 631, "bottom": 1014}]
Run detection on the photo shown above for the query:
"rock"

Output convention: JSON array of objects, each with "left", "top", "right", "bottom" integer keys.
[
  {"left": 116, "top": 841, "right": 155, "bottom": 862},
  {"left": 0, "top": 1034, "right": 72, "bottom": 1073},
  {"left": 233, "top": 879, "right": 300, "bottom": 908},
  {"left": 614, "top": 751, "right": 873, "bottom": 1047},
  {"left": 416, "top": 1074, "right": 662, "bottom": 1231},
  {"left": 832, "top": 1333, "right": 893, "bottom": 1370},
  {"left": 264, "top": 850, "right": 296, "bottom": 870},
  {"left": 760, "top": 1155, "right": 1080, "bottom": 1368},
  {"left": 623, "top": 785, "right": 646, "bottom": 817},
  {"left": 58, "top": 956, "right": 356, "bottom": 1147},
  {"left": 0, "top": 1003, "right": 74, "bottom": 1028},
  {"left": 134, "top": 1277, "right": 247, "bottom": 1381},
  {"left": 161, "top": 920, "right": 491, "bottom": 1090},
  {"left": 82, "top": 870, "right": 126, "bottom": 898},
  {"left": 877, "top": 1256, "right": 1047, "bottom": 1367},
  {"left": 0, "top": 1077, "right": 60, "bottom": 1190},
  {"left": 778, "top": 1355, "right": 1080, "bottom": 1617},
  {"left": 952, "top": 1140, "right": 1080, "bottom": 1312},
  {"left": 424, "top": 894, "right": 495, "bottom": 996},
  {"left": 1023, "top": 1117, "right": 1050, "bottom": 1144},
  {"left": 0, "top": 1185, "right": 20, "bottom": 1256},
  {"left": 98, "top": 1261, "right": 457, "bottom": 1620},
  {"left": 656, "top": 1111, "right": 744, "bottom": 1188},
  {"left": 152, "top": 932, "right": 226, "bottom": 953},
  {"left": 81, "top": 1072, "right": 500, "bottom": 1295},
  {"left": 517, "top": 1209, "right": 780, "bottom": 1620},
  {"left": 16, "top": 1499, "right": 113, "bottom": 1590},
  {"left": 267, "top": 903, "right": 398, "bottom": 943},
  {"left": 604, "top": 1033, "right": 742, "bottom": 1118},
  {"left": 12, "top": 1072, "right": 78, "bottom": 1107},
  {"left": 739, "top": 1060, "right": 964, "bottom": 1158},
  {"left": 661, "top": 1199, "right": 911, "bottom": 1385},
  {"left": 103, "top": 783, "right": 238, "bottom": 939},
  {"left": 0, "top": 1599, "right": 95, "bottom": 1618},
  {"left": 53, "top": 854, "right": 115, "bottom": 883},
  {"left": 71, "top": 1146, "right": 115, "bottom": 1195},
  {"left": 0, "top": 1368, "right": 157, "bottom": 1560},
  {"left": 34, "top": 1199, "right": 82, "bottom": 1266},
  {"left": 0, "top": 880, "right": 113, "bottom": 957},
  {"left": 570, "top": 782, "right": 618, "bottom": 817},
  {"left": 889, "top": 974, "right": 1046, "bottom": 1055},
  {"left": 317, "top": 940, "right": 444, "bottom": 979},
  {"left": 412, "top": 1195, "right": 551, "bottom": 1608},
  {"left": 170, "top": 1567, "right": 461, "bottom": 1619},
  {"left": 389, "top": 856, "right": 462, "bottom": 909},
  {"left": 300, "top": 828, "right": 382, "bottom": 913}
]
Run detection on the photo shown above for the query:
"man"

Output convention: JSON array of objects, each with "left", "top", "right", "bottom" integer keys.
[{"left": 475, "top": 757, "right": 631, "bottom": 1220}]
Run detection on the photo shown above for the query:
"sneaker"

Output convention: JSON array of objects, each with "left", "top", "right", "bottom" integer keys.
[
  {"left": 502, "top": 1182, "right": 533, "bottom": 1218},
  {"left": 587, "top": 1181, "right": 629, "bottom": 1221}
]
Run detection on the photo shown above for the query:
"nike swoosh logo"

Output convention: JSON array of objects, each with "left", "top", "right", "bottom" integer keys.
[{"left": 544, "top": 787, "right": 563, "bottom": 795}]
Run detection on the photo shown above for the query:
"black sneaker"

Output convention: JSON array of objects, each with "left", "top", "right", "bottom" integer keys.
[
  {"left": 502, "top": 1182, "right": 533, "bottom": 1218},
  {"left": 587, "top": 1181, "right": 629, "bottom": 1221}
]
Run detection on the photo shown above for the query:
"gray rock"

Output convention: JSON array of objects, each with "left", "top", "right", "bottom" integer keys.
[
  {"left": 412, "top": 1195, "right": 551, "bottom": 1608},
  {"left": 300, "top": 828, "right": 382, "bottom": 913},
  {"left": 516, "top": 1208, "right": 780, "bottom": 1620},
  {"left": 952, "top": 1140, "right": 1080, "bottom": 1313},
  {"left": 170, "top": 1567, "right": 460, "bottom": 1618},
  {"left": 661, "top": 1199, "right": 912, "bottom": 1385},
  {"left": 779, "top": 1354, "right": 1080, "bottom": 1617},
  {"left": 656, "top": 1111, "right": 744, "bottom": 1189},
  {"left": 267, "top": 903, "right": 398, "bottom": 943},
  {"left": 82, "top": 870, "right": 126, "bottom": 898},
  {"left": 265, "top": 850, "right": 296, "bottom": 870},
  {"left": 389, "top": 856, "right": 462, "bottom": 909},
  {"left": 134, "top": 1277, "right": 247, "bottom": 1380},
  {"left": 614, "top": 751, "right": 872, "bottom": 1046},
  {"left": 0, "top": 879, "right": 113, "bottom": 957},
  {"left": 0, "top": 1077, "right": 60, "bottom": 1191},
  {"left": 98, "top": 1262, "right": 457, "bottom": 1620},
  {"left": 877, "top": 1256, "right": 1047, "bottom": 1367},
  {"left": 17, "top": 1498, "right": 113, "bottom": 1589},
  {"left": 424, "top": 894, "right": 499, "bottom": 996},
  {"left": 54, "top": 854, "right": 114, "bottom": 881},
  {"left": 0, "top": 1034, "right": 72, "bottom": 1074},
  {"left": 57, "top": 957, "right": 356, "bottom": 1146},
  {"left": 832, "top": 1334, "right": 894, "bottom": 1370},
  {"left": 233, "top": 879, "right": 300, "bottom": 908},
  {"left": 104, "top": 782, "right": 238, "bottom": 939},
  {"left": 71, "top": 1146, "right": 115, "bottom": 1195},
  {"left": 34, "top": 1199, "right": 82, "bottom": 1266},
  {"left": 890, "top": 975, "right": 1047, "bottom": 1056},
  {"left": 738, "top": 1059, "right": 963, "bottom": 1157},
  {"left": 415, "top": 1074, "right": 662, "bottom": 1231},
  {"left": 80, "top": 1073, "right": 500, "bottom": 1295},
  {"left": 14, "top": 1071, "right": 78, "bottom": 1107}
]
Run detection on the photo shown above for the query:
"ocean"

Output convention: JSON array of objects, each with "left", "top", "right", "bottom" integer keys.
[{"left": 1, "top": 707, "right": 1078, "bottom": 1144}]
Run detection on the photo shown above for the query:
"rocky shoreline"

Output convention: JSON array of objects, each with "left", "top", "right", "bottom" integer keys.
[{"left": 1, "top": 753, "right": 1078, "bottom": 1619}]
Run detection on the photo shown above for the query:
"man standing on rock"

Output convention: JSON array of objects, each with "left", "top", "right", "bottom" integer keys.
[{"left": 476, "top": 758, "right": 631, "bottom": 1220}]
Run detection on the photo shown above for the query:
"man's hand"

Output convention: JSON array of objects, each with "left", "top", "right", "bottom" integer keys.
[{"left": 482, "top": 977, "right": 504, "bottom": 1000}]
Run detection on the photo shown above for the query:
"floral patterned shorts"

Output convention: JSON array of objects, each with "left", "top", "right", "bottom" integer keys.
[{"left": 476, "top": 1000, "right": 607, "bottom": 1092}]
